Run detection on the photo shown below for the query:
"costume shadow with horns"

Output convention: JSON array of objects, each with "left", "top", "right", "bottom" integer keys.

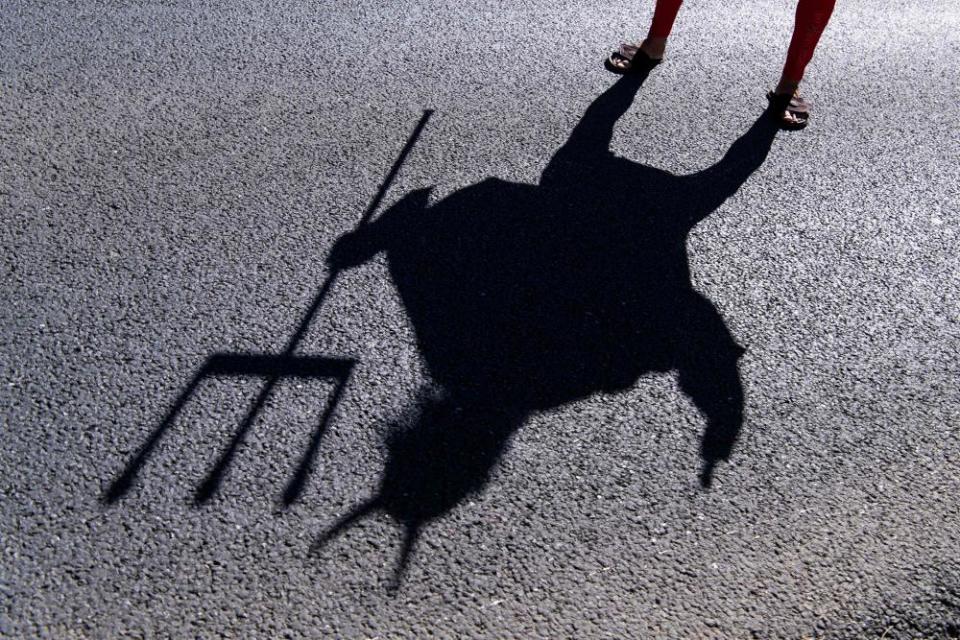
[{"left": 317, "top": 72, "right": 779, "bottom": 589}]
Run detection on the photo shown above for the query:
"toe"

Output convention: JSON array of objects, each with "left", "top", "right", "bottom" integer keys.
[{"left": 608, "top": 54, "right": 629, "bottom": 70}]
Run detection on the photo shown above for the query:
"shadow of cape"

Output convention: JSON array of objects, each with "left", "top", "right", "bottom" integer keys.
[{"left": 315, "top": 72, "right": 779, "bottom": 589}]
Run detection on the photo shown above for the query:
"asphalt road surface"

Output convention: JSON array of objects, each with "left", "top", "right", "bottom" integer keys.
[{"left": 2, "top": 0, "right": 959, "bottom": 637}]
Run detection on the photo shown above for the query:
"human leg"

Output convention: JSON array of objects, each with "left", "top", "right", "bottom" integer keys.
[
  {"left": 778, "top": 0, "right": 836, "bottom": 89},
  {"left": 770, "top": 0, "right": 837, "bottom": 127}
]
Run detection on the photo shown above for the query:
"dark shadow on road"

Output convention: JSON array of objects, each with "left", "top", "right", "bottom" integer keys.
[
  {"left": 314, "top": 71, "right": 779, "bottom": 587},
  {"left": 102, "top": 353, "right": 356, "bottom": 506}
]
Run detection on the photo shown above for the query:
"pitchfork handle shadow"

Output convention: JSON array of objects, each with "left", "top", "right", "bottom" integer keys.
[{"left": 103, "top": 110, "right": 434, "bottom": 506}]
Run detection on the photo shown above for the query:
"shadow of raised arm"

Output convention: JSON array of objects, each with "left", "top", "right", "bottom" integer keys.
[
  {"left": 540, "top": 73, "right": 651, "bottom": 187},
  {"left": 680, "top": 113, "right": 779, "bottom": 226}
]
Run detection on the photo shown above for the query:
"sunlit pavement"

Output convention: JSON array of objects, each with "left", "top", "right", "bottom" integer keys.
[{"left": 2, "top": 1, "right": 959, "bottom": 637}]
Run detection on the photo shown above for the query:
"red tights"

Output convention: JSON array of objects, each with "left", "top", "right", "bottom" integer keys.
[{"left": 648, "top": 0, "right": 836, "bottom": 84}]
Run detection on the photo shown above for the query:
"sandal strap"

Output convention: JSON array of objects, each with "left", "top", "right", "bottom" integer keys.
[
  {"left": 618, "top": 43, "right": 640, "bottom": 60},
  {"left": 787, "top": 92, "right": 810, "bottom": 114},
  {"left": 768, "top": 90, "right": 811, "bottom": 115}
]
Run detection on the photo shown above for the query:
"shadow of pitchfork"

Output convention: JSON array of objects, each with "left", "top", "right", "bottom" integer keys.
[{"left": 103, "top": 111, "right": 433, "bottom": 508}]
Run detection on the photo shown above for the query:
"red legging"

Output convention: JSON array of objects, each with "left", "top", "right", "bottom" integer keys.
[{"left": 648, "top": 0, "right": 836, "bottom": 84}]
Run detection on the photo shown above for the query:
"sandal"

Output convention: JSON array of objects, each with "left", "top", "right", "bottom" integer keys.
[
  {"left": 766, "top": 89, "right": 811, "bottom": 130},
  {"left": 605, "top": 43, "right": 663, "bottom": 74}
]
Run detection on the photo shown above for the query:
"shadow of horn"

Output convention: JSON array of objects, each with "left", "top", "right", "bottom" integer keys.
[
  {"left": 387, "top": 523, "right": 421, "bottom": 594},
  {"left": 310, "top": 498, "right": 381, "bottom": 555}
]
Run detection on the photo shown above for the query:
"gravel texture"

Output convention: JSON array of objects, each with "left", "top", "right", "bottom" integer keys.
[{"left": 2, "top": 0, "right": 959, "bottom": 637}]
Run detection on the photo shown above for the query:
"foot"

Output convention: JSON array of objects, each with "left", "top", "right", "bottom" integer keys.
[
  {"left": 605, "top": 37, "right": 666, "bottom": 73},
  {"left": 768, "top": 80, "right": 810, "bottom": 129}
]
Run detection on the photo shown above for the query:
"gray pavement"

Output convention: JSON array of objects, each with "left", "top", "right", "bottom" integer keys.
[{"left": 2, "top": 0, "right": 959, "bottom": 637}]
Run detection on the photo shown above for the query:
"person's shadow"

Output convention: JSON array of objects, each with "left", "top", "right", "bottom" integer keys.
[{"left": 317, "top": 71, "right": 779, "bottom": 588}]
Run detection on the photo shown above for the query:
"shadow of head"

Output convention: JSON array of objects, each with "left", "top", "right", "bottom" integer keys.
[
  {"left": 311, "top": 393, "right": 522, "bottom": 590},
  {"left": 318, "top": 74, "right": 780, "bottom": 588}
]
